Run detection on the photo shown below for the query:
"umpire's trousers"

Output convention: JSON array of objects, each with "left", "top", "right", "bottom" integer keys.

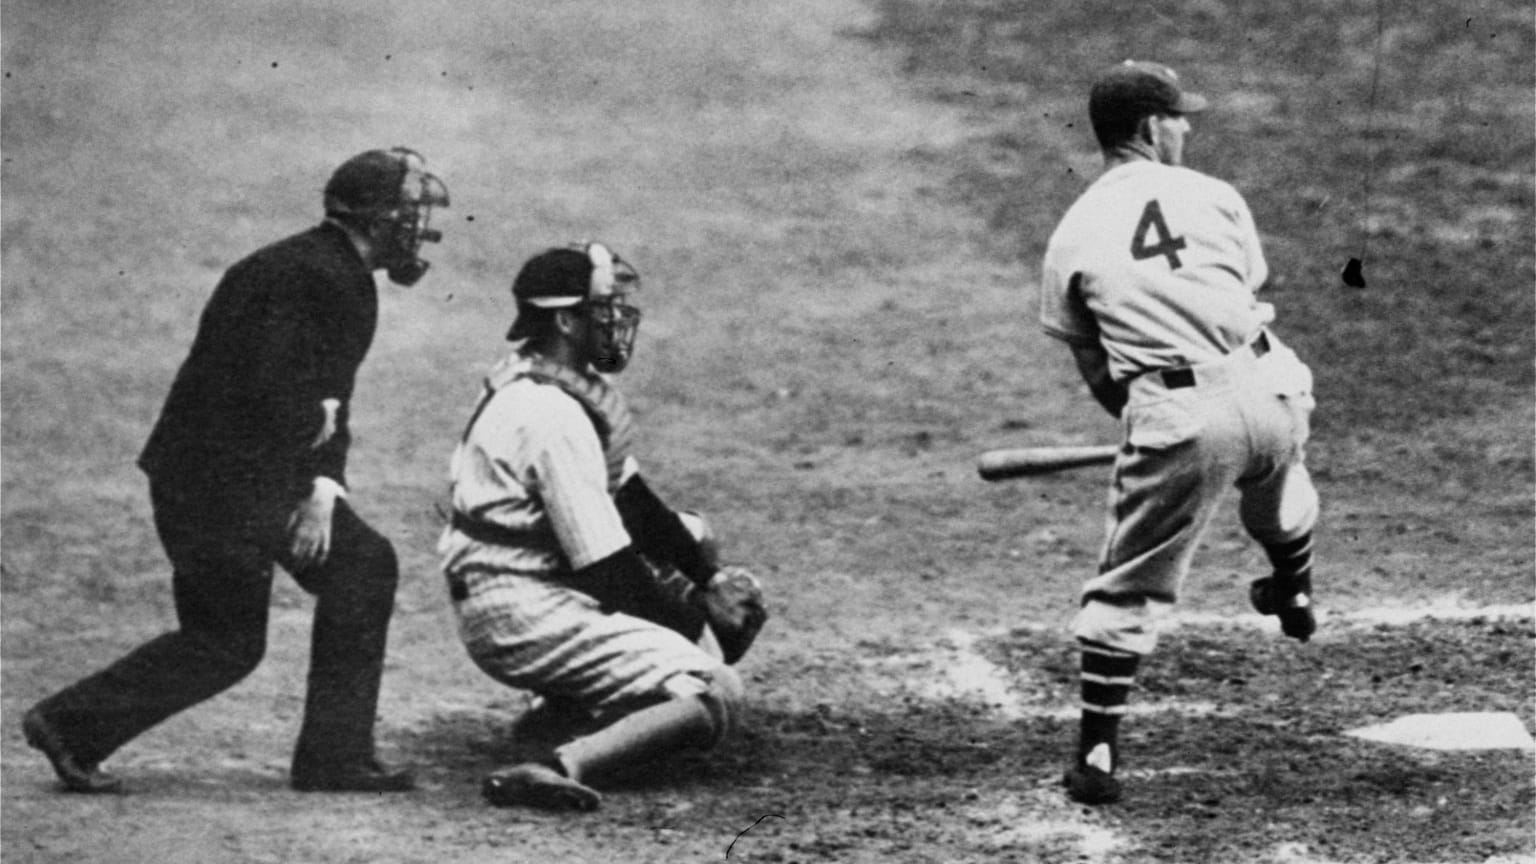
[{"left": 29, "top": 478, "right": 400, "bottom": 772}]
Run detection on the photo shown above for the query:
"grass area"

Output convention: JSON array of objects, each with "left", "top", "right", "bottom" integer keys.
[{"left": 861, "top": 0, "right": 1535, "bottom": 436}]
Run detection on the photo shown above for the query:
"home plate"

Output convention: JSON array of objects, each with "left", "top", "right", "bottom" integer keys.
[{"left": 1345, "top": 712, "right": 1535, "bottom": 750}]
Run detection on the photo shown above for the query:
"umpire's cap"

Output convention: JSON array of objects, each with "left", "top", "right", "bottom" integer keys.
[
  {"left": 506, "top": 242, "right": 638, "bottom": 340},
  {"left": 324, "top": 147, "right": 448, "bottom": 216},
  {"left": 1089, "top": 60, "right": 1208, "bottom": 127}
]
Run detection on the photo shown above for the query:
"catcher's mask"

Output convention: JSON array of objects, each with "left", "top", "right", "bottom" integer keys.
[
  {"left": 507, "top": 242, "right": 642, "bottom": 374},
  {"left": 324, "top": 147, "right": 450, "bottom": 286}
]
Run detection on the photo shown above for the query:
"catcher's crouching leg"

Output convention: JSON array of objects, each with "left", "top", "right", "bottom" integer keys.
[
  {"left": 554, "top": 666, "right": 744, "bottom": 786},
  {"left": 482, "top": 668, "right": 743, "bottom": 811}
]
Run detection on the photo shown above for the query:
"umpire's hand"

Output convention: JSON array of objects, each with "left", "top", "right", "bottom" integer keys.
[{"left": 287, "top": 479, "right": 340, "bottom": 568}]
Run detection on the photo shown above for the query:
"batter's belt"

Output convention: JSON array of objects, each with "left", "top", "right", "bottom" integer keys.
[{"left": 1132, "top": 331, "right": 1272, "bottom": 395}]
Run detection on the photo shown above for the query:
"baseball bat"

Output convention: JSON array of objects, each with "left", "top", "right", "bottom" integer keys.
[{"left": 976, "top": 444, "right": 1120, "bottom": 481}]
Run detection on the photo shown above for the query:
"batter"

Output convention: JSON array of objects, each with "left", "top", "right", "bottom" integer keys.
[{"left": 1039, "top": 61, "right": 1321, "bottom": 805}]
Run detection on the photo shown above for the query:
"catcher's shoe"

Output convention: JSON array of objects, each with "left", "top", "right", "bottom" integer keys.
[
  {"left": 1249, "top": 577, "right": 1316, "bottom": 642},
  {"left": 1063, "top": 743, "right": 1122, "bottom": 805},
  {"left": 483, "top": 762, "right": 601, "bottom": 812}
]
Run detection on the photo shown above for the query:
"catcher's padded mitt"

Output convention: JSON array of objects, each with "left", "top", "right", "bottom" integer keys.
[{"left": 695, "top": 565, "right": 767, "bottom": 665}]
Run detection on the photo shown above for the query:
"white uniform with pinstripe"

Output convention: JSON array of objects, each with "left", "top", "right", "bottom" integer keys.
[{"left": 439, "top": 353, "right": 725, "bottom": 717}]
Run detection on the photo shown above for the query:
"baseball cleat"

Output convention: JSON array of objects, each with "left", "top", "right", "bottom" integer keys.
[
  {"left": 1249, "top": 577, "right": 1316, "bottom": 642},
  {"left": 22, "top": 709, "right": 123, "bottom": 794},
  {"left": 1063, "top": 743, "right": 1122, "bottom": 805},
  {"left": 483, "top": 762, "right": 601, "bottom": 811}
]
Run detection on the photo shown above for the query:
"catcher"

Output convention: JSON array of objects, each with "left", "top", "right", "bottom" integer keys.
[{"left": 439, "top": 241, "right": 767, "bottom": 811}]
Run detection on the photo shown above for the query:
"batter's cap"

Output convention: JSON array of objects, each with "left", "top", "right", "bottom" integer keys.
[
  {"left": 1089, "top": 60, "right": 1209, "bottom": 126},
  {"left": 506, "top": 242, "right": 637, "bottom": 340}
]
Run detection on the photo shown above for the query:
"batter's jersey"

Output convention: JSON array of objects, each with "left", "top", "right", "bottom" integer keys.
[
  {"left": 440, "top": 373, "right": 639, "bottom": 576},
  {"left": 1040, "top": 160, "right": 1273, "bottom": 381}
]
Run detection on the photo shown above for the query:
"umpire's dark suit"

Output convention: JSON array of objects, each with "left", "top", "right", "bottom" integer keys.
[{"left": 31, "top": 221, "right": 401, "bottom": 778}]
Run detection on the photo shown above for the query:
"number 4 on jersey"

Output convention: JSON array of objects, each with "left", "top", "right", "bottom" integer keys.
[{"left": 1130, "top": 200, "right": 1186, "bottom": 269}]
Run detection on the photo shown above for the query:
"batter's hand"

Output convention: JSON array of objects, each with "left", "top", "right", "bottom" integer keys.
[
  {"left": 287, "top": 483, "right": 337, "bottom": 568},
  {"left": 695, "top": 565, "right": 768, "bottom": 665}
]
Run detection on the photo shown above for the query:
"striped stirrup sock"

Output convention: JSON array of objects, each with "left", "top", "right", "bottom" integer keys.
[
  {"left": 1078, "top": 641, "right": 1141, "bottom": 759},
  {"left": 1263, "top": 533, "right": 1314, "bottom": 594}
]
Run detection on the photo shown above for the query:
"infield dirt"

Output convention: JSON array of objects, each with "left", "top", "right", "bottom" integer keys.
[{"left": 3, "top": 1, "right": 1532, "bottom": 862}]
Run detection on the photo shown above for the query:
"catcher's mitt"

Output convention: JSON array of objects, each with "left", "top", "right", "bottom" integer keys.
[{"left": 695, "top": 565, "right": 767, "bottom": 665}]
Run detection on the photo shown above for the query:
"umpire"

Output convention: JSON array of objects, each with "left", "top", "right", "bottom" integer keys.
[{"left": 21, "top": 148, "right": 449, "bottom": 794}]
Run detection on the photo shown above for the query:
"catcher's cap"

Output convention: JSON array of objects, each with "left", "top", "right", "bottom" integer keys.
[
  {"left": 506, "top": 242, "right": 639, "bottom": 340},
  {"left": 324, "top": 147, "right": 448, "bottom": 216},
  {"left": 1089, "top": 60, "right": 1208, "bottom": 127}
]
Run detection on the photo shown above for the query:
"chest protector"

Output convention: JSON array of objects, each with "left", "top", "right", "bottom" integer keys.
[{"left": 466, "top": 352, "right": 636, "bottom": 493}]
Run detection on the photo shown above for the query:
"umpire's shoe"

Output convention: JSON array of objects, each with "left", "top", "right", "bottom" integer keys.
[
  {"left": 22, "top": 708, "right": 124, "bottom": 794},
  {"left": 291, "top": 757, "right": 416, "bottom": 793},
  {"left": 1063, "top": 743, "right": 1122, "bottom": 805},
  {"left": 1249, "top": 576, "right": 1316, "bottom": 642}
]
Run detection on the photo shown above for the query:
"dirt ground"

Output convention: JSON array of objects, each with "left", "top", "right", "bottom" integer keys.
[{"left": 2, "top": 1, "right": 1532, "bottom": 862}]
